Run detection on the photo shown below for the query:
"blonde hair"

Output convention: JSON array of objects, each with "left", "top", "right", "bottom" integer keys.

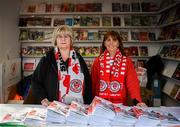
[{"left": 52, "top": 25, "right": 74, "bottom": 46}]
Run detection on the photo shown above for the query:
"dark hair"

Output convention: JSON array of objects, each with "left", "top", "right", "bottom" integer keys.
[{"left": 101, "top": 31, "right": 125, "bottom": 55}]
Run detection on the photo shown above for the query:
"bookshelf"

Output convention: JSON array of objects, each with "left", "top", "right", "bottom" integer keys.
[
  {"left": 19, "top": 0, "right": 179, "bottom": 105},
  {"left": 19, "top": 1, "right": 159, "bottom": 76}
]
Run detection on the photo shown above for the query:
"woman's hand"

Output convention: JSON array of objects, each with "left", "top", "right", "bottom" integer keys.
[
  {"left": 136, "top": 102, "right": 147, "bottom": 107},
  {"left": 41, "top": 98, "right": 51, "bottom": 107}
]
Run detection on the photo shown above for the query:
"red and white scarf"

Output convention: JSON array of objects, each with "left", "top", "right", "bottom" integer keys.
[
  {"left": 99, "top": 49, "right": 127, "bottom": 103},
  {"left": 54, "top": 47, "right": 84, "bottom": 103}
]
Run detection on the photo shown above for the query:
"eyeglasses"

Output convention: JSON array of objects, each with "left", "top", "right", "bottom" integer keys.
[{"left": 57, "top": 34, "right": 70, "bottom": 40}]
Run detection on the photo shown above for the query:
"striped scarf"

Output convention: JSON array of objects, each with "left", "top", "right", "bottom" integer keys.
[
  {"left": 54, "top": 47, "right": 84, "bottom": 103},
  {"left": 99, "top": 49, "right": 127, "bottom": 103}
]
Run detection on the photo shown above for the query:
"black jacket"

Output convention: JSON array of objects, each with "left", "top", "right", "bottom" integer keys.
[{"left": 31, "top": 49, "right": 92, "bottom": 104}]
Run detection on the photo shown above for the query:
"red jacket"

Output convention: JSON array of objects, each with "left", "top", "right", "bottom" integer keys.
[{"left": 91, "top": 56, "right": 142, "bottom": 105}]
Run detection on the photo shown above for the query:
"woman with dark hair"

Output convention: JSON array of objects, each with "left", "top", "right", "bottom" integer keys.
[{"left": 91, "top": 31, "right": 146, "bottom": 106}]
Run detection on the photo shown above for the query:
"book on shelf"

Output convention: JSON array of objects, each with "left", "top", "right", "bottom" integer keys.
[
  {"left": 113, "top": 16, "right": 121, "bottom": 26},
  {"left": 53, "top": 18, "right": 65, "bottom": 26},
  {"left": 147, "top": 15, "right": 157, "bottom": 26},
  {"left": 140, "top": 16, "right": 150, "bottom": 26},
  {"left": 23, "top": 59, "right": 36, "bottom": 71},
  {"left": 44, "top": 30, "right": 53, "bottom": 41},
  {"left": 52, "top": 4, "right": 61, "bottom": 12},
  {"left": 79, "top": 30, "right": 88, "bottom": 40},
  {"left": 175, "top": 89, "right": 180, "bottom": 101},
  {"left": 98, "top": 30, "right": 107, "bottom": 40},
  {"left": 139, "top": 46, "right": 148, "bottom": 56},
  {"left": 119, "top": 31, "right": 128, "bottom": 41},
  {"left": 102, "top": 16, "right": 111, "bottom": 26},
  {"left": 124, "top": 16, "right": 131, "bottom": 26},
  {"left": 65, "top": 18, "right": 73, "bottom": 26},
  {"left": 163, "top": 80, "right": 178, "bottom": 98},
  {"left": 19, "top": 29, "right": 28, "bottom": 40},
  {"left": 130, "top": 46, "right": 139, "bottom": 56},
  {"left": 90, "top": 17, "right": 100, "bottom": 26},
  {"left": 131, "top": 31, "right": 139, "bottom": 41},
  {"left": 61, "top": 3, "right": 74, "bottom": 12},
  {"left": 137, "top": 59, "right": 146, "bottom": 68},
  {"left": 122, "top": 3, "right": 130, "bottom": 12},
  {"left": 139, "top": 32, "right": 149, "bottom": 41},
  {"left": 45, "top": 3, "right": 53, "bottom": 13},
  {"left": 149, "top": 32, "right": 156, "bottom": 41},
  {"left": 73, "top": 16, "right": 80, "bottom": 26},
  {"left": 27, "top": 4, "right": 36, "bottom": 13},
  {"left": 80, "top": 16, "right": 88, "bottom": 26},
  {"left": 88, "top": 30, "right": 99, "bottom": 40},
  {"left": 124, "top": 47, "right": 131, "bottom": 56},
  {"left": 159, "top": 45, "right": 171, "bottom": 57},
  {"left": 172, "top": 63, "right": 180, "bottom": 80},
  {"left": 168, "top": 45, "right": 180, "bottom": 58},
  {"left": 131, "top": 16, "right": 141, "bottom": 26},
  {"left": 36, "top": 3, "right": 46, "bottom": 13},
  {"left": 131, "top": 2, "right": 140, "bottom": 12},
  {"left": 170, "top": 84, "right": 180, "bottom": 98},
  {"left": 112, "top": 3, "right": 121, "bottom": 12},
  {"left": 141, "top": 2, "right": 159, "bottom": 12},
  {"left": 92, "top": 3, "right": 102, "bottom": 12},
  {"left": 159, "top": 0, "right": 175, "bottom": 9},
  {"left": 75, "top": 4, "right": 87, "bottom": 12}
]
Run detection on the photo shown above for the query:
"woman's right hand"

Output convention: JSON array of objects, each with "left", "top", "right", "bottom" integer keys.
[{"left": 41, "top": 98, "right": 51, "bottom": 107}]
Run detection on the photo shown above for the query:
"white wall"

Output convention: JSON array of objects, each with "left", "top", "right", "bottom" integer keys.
[{"left": 0, "top": 0, "right": 21, "bottom": 63}]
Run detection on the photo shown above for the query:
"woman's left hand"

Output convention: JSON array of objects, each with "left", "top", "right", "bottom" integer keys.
[{"left": 136, "top": 102, "right": 147, "bottom": 107}]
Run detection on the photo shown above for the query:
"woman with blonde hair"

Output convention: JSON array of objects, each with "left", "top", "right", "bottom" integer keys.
[{"left": 31, "top": 25, "right": 92, "bottom": 106}]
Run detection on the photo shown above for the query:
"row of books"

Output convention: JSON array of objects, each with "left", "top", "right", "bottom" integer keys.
[
  {"left": 124, "top": 16, "right": 157, "bottom": 26},
  {"left": 158, "top": 25, "right": 180, "bottom": 40},
  {"left": 112, "top": 2, "right": 159, "bottom": 12},
  {"left": 74, "top": 46, "right": 100, "bottom": 57},
  {"left": 19, "top": 17, "right": 52, "bottom": 27},
  {"left": 1, "top": 96, "right": 180, "bottom": 126},
  {"left": 19, "top": 29, "right": 158, "bottom": 42},
  {"left": 131, "top": 31, "right": 156, "bottom": 41},
  {"left": 21, "top": 46, "right": 53, "bottom": 57},
  {"left": 21, "top": 3, "right": 102, "bottom": 13},
  {"left": 18, "top": 15, "right": 158, "bottom": 27},
  {"left": 19, "top": 29, "right": 53, "bottom": 41},
  {"left": 124, "top": 46, "right": 148, "bottom": 57},
  {"left": 163, "top": 80, "right": 180, "bottom": 102},
  {"left": 21, "top": 46, "right": 149, "bottom": 58},
  {"left": 159, "top": 44, "right": 180, "bottom": 59},
  {"left": 158, "top": 5, "right": 180, "bottom": 25},
  {"left": 20, "top": 1, "right": 179, "bottom": 13}
]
